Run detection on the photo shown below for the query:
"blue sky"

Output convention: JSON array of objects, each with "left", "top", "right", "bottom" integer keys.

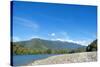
[{"left": 12, "top": 1, "right": 97, "bottom": 46}]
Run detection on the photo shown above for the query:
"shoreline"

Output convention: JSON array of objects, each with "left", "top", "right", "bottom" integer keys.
[{"left": 27, "top": 52, "right": 97, "bottom": 66}]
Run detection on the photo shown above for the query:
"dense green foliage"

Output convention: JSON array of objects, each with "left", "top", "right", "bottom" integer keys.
[
  {"left": 12, "top": 44, "right": 70, "bottom": 55},
  {"left": 86, "top": 39, "right": 97, "bottom": 51},
  {"left": 12, "top": 44, "right": 86, "bottom": 55}
]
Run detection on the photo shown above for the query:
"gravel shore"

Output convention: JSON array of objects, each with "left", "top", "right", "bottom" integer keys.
[{"left": 27, "top": 52, "right": 97, "bottom": 66}]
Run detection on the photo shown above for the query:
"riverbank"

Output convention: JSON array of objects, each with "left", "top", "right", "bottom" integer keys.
[{"left": 27, "top": 52, "right": 97, "bottom": 66}]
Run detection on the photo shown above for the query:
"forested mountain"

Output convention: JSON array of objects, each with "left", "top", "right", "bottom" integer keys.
[
  {"left": 12, "top": 38, "right": 86, "bottom": 55},
  {"left": 13, "top": 38, "right": 85, "bottom": 50}
]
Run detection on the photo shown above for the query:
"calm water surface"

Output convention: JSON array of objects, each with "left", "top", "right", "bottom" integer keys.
[{"left": 12, "top": 54, "right": 58, "bottom": 66}]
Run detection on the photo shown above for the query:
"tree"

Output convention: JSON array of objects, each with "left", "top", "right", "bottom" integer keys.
[
  {"left": 86, "top": 39, "right": 97, "bottom": 52},
  {"left": 47, "top": 49, "right": 52, "bottom": 54}
]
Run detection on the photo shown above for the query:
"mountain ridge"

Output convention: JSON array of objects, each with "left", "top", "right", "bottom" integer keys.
[{"left": 13, "top": 38, "right": 86, "bottom": 50}]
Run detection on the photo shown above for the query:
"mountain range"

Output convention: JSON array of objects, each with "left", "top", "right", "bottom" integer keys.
[{"left": 13, "top": 38, "right": 86, "bottom": 50}]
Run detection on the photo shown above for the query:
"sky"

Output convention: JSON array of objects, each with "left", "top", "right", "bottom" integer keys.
[{"left": 12, "top": 1, "right": 97, "bottom": 46}]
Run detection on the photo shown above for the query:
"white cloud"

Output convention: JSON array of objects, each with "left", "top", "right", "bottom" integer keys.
[
  {"left": 49, "top": 32, "right": 92, "bottom": 46},
  {"left": 66, "top": 39, "right": 91, "bottom": 46},
  {"left": 29, "top": 35, "right": 40, "bottom": 39},
  {"left": 14, "top": 16, "right": 39, "bottom": 31},
  {"left": 60, "top": 32, "right": 67, "bottom": 36},
  {"left": 13, "top": 36, "right": 21, "bottom": 42},
  {"left": 51, "top": 33, "right": 56, "bottom": 36},
  {"left": 54, "top": 38, "right": 91, "bottom": 46},
  {"left": 55, "top": 38, "right": 66, "bottom": 41}
]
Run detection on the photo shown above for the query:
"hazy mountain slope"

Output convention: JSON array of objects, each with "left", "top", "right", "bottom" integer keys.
[{"left": 13, "top": 38, "right": 85, "bottom": 50}]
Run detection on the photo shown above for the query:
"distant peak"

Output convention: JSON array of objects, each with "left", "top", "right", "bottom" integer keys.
[{"left": 31, "top": 38, "right": 42, "bottom": 40}]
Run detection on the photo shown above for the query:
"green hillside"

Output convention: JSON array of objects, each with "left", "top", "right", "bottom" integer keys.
[
  {"left": 12, "top": 38, "right": 86, "bottom": 55},
  {"left": 86, "top": 39, "right": 97, "bottom": 51}
]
